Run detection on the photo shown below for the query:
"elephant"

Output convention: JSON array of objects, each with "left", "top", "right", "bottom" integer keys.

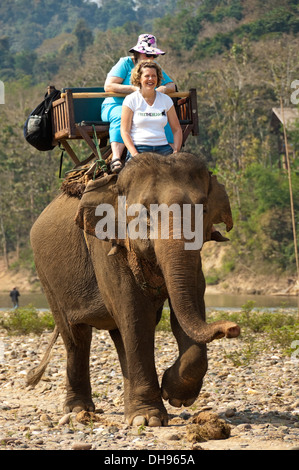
[{"left": 27, "top": 151, "right": 240, "bottom": 427}]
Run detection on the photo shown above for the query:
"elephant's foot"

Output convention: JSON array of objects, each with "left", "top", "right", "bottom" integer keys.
[
  {"left": 161, "top": 360, "right": 205, "bottom": 408},
  {"left": 125, "top": 401, "right": 168, "bottom": 427},
  {"left": 63, "top": 396, "right": 95, "bottom": 413}
]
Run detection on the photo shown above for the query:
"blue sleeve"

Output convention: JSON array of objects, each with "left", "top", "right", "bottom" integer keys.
[
  {"left": 161, "top": 69, "right": 173, "bottom": 86},
  {"left": 107, "top": 57, "right": 173, "bottom": 86},
  {"left": 107, "top": 57, "right": 132, "bottom": 81}
]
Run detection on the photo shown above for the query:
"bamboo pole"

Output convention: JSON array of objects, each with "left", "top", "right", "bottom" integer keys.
[
  {"left": 280, "top": 97, "right": 299, "bottom": 291},
  {"left": 60, "top": 91, "right": 191, "bottom": 99}
]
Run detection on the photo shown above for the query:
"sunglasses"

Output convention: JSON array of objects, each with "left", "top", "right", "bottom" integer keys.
[{"left": 145, "top": 53, "right": 158, "bottom": 58}]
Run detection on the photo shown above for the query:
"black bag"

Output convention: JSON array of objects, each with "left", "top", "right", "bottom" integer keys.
[{"left": 23, "top": 88, "right": 61, "bottom": 151}]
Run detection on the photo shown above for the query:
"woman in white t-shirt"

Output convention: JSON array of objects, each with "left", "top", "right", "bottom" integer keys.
[{"left": 120, "top": 61, "right": 182, "bottom": 164}]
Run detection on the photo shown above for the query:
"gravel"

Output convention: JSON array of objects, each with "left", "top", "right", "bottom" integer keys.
[{"left": 0, "top": 320, "right": 298, "bottom": 451}]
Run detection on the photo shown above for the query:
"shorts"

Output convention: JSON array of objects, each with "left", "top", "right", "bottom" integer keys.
[
  {"left": 125, "top": 144, "right": 173, "bottom": 162},
  {"left": 101, "top": 102, "right": 123, "bottom": 143}
]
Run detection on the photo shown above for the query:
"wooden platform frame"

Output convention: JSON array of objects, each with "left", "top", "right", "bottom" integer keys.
[{"left": 49, "top": 86, "right": 199, "bottom": 167}]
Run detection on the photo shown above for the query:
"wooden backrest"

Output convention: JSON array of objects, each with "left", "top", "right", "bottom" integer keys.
[{"left": 62, "top": 87, "right": 108, "bottom": 124}]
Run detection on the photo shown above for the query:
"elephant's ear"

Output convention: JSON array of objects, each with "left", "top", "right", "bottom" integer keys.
[
  {"left": 208, "top": 174, "right": 233, "bottom": 232},
  {"left": 75, "top": 174, "right": 118, "bottom": 238}
]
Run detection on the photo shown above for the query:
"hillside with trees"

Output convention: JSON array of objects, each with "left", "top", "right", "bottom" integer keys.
[{"left": 0, "top": 0, "right": 298, "bottom": 289}]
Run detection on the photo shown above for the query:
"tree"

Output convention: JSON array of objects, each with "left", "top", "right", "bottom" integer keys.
[
  {"left": 0, "top": 81, "right": 60, "bottom": 267},
  {"left": 14, "top": 50, "right": 37, "bottom": 76},
  {"left": 73, "top": 19, "right": 93, "bottom": 57}
]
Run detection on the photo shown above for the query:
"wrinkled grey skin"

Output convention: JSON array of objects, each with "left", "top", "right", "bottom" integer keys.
[{"left": 28, "top": 152, "right": 239, "bottom": 426}]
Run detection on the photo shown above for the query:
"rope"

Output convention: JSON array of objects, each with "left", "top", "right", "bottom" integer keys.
[
  {"left": 92, "top": 124, "right": 108, "bottom": 178},
  {"left": 58, "top": 142, "right": 65, "bottom": 178}
]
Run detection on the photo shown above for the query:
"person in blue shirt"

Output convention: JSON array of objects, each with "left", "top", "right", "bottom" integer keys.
[{"left": 101, "top": 34, "right": 176, "bottom": 173}]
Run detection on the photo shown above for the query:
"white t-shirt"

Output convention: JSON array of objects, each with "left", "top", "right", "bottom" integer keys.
[{"left": 123, "top": 91, "right": 174, "bottom": 146}]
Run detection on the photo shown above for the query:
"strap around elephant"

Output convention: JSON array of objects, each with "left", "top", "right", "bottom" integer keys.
[{"left": 92, "top": 125, "right": 108, "bottom": 178}]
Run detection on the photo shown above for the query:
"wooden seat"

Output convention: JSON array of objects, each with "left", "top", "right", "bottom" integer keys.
[
  {"left": 50, "top": 86, "right": 199, "bottom": 167},
  {"left": 51, "top": 86, "right": 110, "bottom": 166}
]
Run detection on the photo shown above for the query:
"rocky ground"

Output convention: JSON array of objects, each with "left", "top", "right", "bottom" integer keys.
[{"left": 0, "top": 324, "right": 299, "bottom": 452}]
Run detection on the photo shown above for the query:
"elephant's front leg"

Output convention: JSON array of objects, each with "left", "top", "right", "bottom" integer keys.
[
  {"left": 161, "top": 304, "right": 208, "bottom": 407},
  {"left": 110, "top": 310, "right": 168, "bottom": 427},
  {"left": 63, "top": 324, "right": 95, "bottom": 413}
]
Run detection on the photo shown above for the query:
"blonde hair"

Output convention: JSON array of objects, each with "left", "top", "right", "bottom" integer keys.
[{"left": 131, "top": 61, "right": 163, "bottom": 88}]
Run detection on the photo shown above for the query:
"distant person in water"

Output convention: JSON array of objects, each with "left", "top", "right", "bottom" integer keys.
[{"left": 9, "top": 287, "right": 20, "bottom": 309}]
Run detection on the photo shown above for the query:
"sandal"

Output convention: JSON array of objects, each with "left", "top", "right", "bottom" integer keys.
[{"left": 110, "top": 158, "right": 123, "bottom": 174}]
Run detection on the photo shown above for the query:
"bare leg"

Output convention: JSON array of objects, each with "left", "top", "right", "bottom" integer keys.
[{"left": 111, "top": 142, "right": 125, "bottom": 172}]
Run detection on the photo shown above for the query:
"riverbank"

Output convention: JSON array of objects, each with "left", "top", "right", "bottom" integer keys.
[
  {"left": 205, "top": 272, "right": 299, "bottom": 297},
  {"left": 1, "top": 246, "right": 298, "bottom": 297}
]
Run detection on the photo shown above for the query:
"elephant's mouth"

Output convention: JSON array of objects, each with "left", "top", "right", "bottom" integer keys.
[{"left": 126, "top": 249, "right": 167, "bottom": 298}]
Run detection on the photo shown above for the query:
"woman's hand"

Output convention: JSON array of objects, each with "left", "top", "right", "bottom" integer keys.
[
  {"left": 156, "top": 82, "right": 176, "bottom": 94},
  {"left": 121, "top": 105, "right": 139, "bottom": 157}
]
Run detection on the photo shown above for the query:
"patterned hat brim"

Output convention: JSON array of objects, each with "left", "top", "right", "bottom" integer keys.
[{"left": 129, "top": 46, "right": 165, "bottom": 55}]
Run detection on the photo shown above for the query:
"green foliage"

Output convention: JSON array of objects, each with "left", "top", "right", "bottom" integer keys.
[
  {"left": 205, "top": 271, "right": 221, "bottom": 286},
  {"left": 212, "top": 0, "right": 243, "bottom": 22},
  {"left": 230, "top": 164, "right": 299, "bottom": 271},
  {"left": 73, "top": 19, "right": 93, "bottom": 56},
  {"left": 238, "top": 301, "right": 297, "bottom": 333},
  {"left": 0, "top": 0, "right": 177, "bottom": 54},
  {"left": 210, "top": 301, "right": 299, "bottom": 364},
  {"left": 0, "top": 0, "right": 179, "bottom": 83},
  {"left": 205, "top": 256, "right": 235, "bottom": 286},
  {"left": 267, "top": 324, "right": 299, "bottom": 351},
  {"left": 156, "top": 307, "right": 171, "bottom": 332},
  {"left": 0, "top": 78, "right": 61, "bottom": 264},
  {"left": 1, "top": 305, "right": 55, "bottom": 335},
  {"left": 240, "top": 7, "right": 299, "bottom": 39},
  {"left": 158, "top": 301, "right": 298, "bottom": 364},
  {"left": 9, "top": 246, "right": 36, "bottom": 272},
  {"left": 155, "top": 0, "right": 244, "bottom": 53},
  {"left": 14, "top": 51, "right": 38, "bottom": 77},
  {"left": 192, "top": 5, "right": 299, "bottom": 59}
]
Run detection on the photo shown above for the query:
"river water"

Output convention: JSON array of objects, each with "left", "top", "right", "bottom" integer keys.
[{"left": 0, "top": 291, "right": 298, "bottom": 311}]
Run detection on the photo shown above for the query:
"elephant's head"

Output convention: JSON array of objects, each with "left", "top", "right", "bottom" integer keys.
[{"left": 75, "top": 152, "right": 239, "bottom": 344}]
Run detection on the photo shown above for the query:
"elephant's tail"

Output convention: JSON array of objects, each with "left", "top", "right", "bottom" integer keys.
[{"left": 26, "top": 325, "right": 60, "bottom": 387}]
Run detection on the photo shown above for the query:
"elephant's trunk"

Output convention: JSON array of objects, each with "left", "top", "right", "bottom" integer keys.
[{"left": 155, "top": 240, "right": 240, "bottom": 344}]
